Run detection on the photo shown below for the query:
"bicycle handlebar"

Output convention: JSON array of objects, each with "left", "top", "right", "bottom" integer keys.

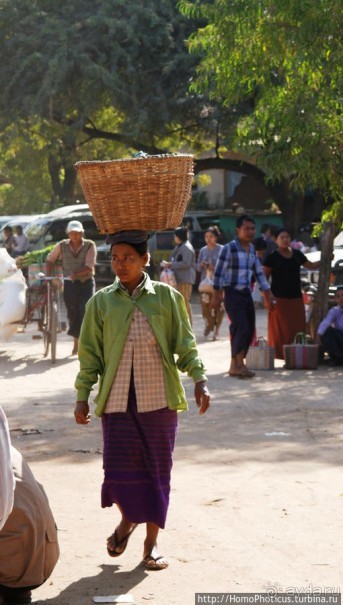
[{"left": 36, "top": 273, "right": 72, "bottom": 281}]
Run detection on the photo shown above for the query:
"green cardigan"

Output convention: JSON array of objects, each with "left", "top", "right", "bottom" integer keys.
[{"left": 75, "top": 275, "right": 207, "bottom": 416}]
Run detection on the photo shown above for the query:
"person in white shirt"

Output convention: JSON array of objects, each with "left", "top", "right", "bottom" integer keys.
[{"left": 12, "top": 225, "right": 29, "bottom": 257}]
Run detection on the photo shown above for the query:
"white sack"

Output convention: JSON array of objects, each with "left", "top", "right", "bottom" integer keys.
[
  {"left": 0, "top": 270, "right": 27, "bottom": 327},
  {"left": 0, "top": 248, "right": 17, "bottom": 280}
]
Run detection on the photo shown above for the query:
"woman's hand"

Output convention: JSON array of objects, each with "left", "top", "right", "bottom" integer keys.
[
  {"left": 211, "top": 289, "right": 223, "bottom": 311},
  {"left": 263, "top": 290, "right": 277, "bottom": 312},
  {"left": 194, "top": 381, "right": 211, "bottom": 415},
  {"left": 74, "top": 401, "right": 91, "bottom": 424}
]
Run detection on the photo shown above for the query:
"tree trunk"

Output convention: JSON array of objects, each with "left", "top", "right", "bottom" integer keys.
[
  {"left": 47, "top": 155, "right": 78, "bottom": 205},
  {"left": 311, "top": 221, "right": 336, "bottom": 336},
  {"left": 48, "top": 155, "right": 63, "bottom": 201},
  {"left": 62, "top": 164, "right": 77, "bottom": 203}
]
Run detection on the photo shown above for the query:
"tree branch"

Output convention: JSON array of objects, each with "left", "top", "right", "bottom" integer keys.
[{"left": 81, "top": 125, "right": 165, "bottom": 155}]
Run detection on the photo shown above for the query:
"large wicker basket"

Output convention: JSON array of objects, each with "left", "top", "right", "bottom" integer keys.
[{"left": 75, "top": 154, "right": 194, "bottom": 233}]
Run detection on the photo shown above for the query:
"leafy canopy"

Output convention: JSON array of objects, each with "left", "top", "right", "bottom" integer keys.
[
  {"left": 180, "top": 0, "right": 343, "bottom": 201},
  {"left": 0, "top": 0, "right": 201, "bottom": 142},
  {"left": 0, "top": 0, "right": 213, "bottom": 205}
]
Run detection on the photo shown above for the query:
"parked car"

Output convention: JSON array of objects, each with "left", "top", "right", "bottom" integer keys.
[
  {"left": 94, "top": 212, "right": 221, "bottom": 286},
  {"left": 94, "top": 208, "right": 283, "bottom": 287},
  {"left": 43, "top": 203, "right": 89, "bottom": 217},
  {"left": 0, "top": 215, "right": 44, "bottom": 243},
  {"left": 0, "top": 216, "right": 15, "bottom": 231},
  {"left": 24, "top": 206, "right": 105, "bottom": 251}
]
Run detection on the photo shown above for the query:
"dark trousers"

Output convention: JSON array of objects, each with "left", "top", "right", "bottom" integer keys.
[
  {"left": 321, "top": 326, "right": 343, "bottom": 363},
  {"left": 63, "top": 278, "right": 95, "bottom": 339},
  {"left": 224, "top": 286, "right": 255, "bottom": 357}
]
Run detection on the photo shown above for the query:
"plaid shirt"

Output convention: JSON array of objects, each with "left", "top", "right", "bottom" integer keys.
[
  {"left": 105, "top": 279, "right": 168, "bottom": 413},
  {"left": 213, "top": 237, "right": 270, "bottom": 291}
]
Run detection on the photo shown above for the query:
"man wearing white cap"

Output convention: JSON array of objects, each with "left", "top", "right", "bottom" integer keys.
[{"left": 46, "top": 220, "right": 97, "bottom": 355}]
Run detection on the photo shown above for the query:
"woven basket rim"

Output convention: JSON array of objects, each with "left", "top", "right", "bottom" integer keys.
[{"left": 75, "top": 153, "right": 194, "bottom": 169}]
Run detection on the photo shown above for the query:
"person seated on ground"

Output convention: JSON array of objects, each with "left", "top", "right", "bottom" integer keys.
[
  {"left": 315, "top": 286, "right": 343, "bottom": 366},
  {"left": 0, "top": 407, "right": 59, "bottom": 605}
]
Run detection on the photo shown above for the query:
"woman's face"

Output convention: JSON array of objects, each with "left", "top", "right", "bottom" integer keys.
[
  {"left": 111, "top": 243, "right": 148, "bottom": 290},
  {"left": 205, "top": 232, "right": 217, "bottom": 247},
  {"left": 276, "top": 231, "right": 291, "bottom": 249}
]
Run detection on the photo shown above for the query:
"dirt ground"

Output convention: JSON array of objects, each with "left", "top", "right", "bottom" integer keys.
[{"left": 1, "top": 300, "right": 342, "bottom": 605}]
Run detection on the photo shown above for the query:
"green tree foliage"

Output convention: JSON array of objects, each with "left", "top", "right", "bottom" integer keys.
[
  {"left": 0, "top": 0, "right": 200, "bottom": 136},
  {"left": 180, "top": 0, "right": 343, "bottom": 205},
  {"left": 0, "top": 124, "right": 51, "bottom": 213},
  {"left": 0, "top": 0, "right": 209, "bottom": 205}
]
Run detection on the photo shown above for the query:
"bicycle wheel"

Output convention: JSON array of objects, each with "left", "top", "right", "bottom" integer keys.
[
  {"left": 41, "top": 304, "right": 50, "bottom": 357},
  {"left": 50, "top": 300, "right": 58, "bottom": 363}
]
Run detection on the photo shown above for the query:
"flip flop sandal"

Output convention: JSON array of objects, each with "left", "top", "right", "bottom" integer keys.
[
  {"left": 107, "top": 523, "right": 137, "bottom": 557},
  {"left": 237, "top": 370, "right": 255, "bottom": 379},
  {"left": 143, "top": 553, "right": 169, "bottom": 570},
  {"left": 229, "top": 369, "right": 255, "bottom": 379}
]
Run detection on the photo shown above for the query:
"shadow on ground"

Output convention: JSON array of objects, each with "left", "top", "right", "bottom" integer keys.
[{"left": 36, "top": 564, "right": 148, "bottom": 605}]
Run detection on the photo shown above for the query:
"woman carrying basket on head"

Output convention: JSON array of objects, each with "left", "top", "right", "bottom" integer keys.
[{"left": 73, "top": 230, "right": 210, "bottom": 570}]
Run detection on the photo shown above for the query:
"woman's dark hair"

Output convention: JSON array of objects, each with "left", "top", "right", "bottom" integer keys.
[
  {"left": 174, "top": 226, "right": 188, "bottom": 242},
  {"left": 275, "top": 227, "right": 291, "bottom": 238},
  {"left": 111, "top": 239, "right": 149, "bottom": 256},
  {"left": 205, "top": 225, "right": 221, "bottom": 239},
  {"left": 236, "top": 214, "right": 255, "bottom": 228}
]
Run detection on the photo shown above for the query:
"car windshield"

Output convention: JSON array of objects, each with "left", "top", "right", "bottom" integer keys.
[
  {"left": 0, "top": 217, "right": 39, "bottom": 242},
  {"left": 24, "top": 217, "right": 53, "bottom": 243}
]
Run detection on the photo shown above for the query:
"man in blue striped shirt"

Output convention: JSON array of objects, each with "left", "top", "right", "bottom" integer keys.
[{"left": 212, "top": 215, "right": 276, "bottom": 378}]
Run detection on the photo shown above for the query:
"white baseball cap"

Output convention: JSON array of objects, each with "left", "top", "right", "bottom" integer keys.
[{"left": 66, "top": 220, "right": 84, "bottom": 233}]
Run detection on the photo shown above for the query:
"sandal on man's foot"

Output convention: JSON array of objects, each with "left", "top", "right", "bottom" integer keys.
[
  {"left": 143, "top": 546, "right": 169, "bottom": 570},
  {"left": 107, "top": 523, "right": 137, "bottom": 557},
  {"left": 229, "top": 368, "right": 255, "bottom": 379}
]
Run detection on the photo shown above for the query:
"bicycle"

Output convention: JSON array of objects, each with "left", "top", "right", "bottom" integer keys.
[{"left": 24, "top": 274, "right": 70, "bottom": 363}]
